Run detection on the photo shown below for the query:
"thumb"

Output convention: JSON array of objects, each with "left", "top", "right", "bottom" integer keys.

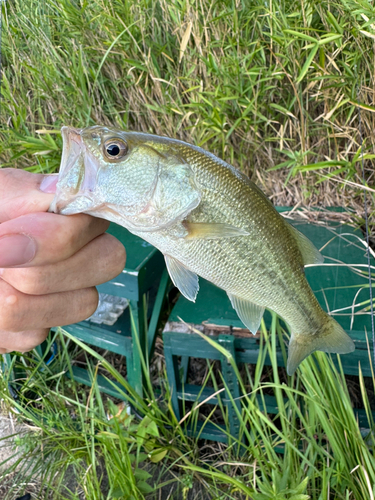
[{"left": 0, "top": 168, "right": 58, "bottom": 223}]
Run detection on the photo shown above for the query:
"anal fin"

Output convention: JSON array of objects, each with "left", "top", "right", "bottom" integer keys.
[
  {"left": 165, "top": 255, "right": 199, "bottom": 302},
  {"left": 227, "top": 293, "right": 264, "bottom": 335}
]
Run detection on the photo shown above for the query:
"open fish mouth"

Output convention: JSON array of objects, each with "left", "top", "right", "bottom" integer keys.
[
  {"left": 49, "top": 127, "right": 100, "bottom": 215},
  {"left": 60, "top": 127, "right": 83, "bottom": 179}
]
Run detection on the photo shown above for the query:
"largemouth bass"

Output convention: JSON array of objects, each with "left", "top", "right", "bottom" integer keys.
[{"left": 49, "top": 126, "right": 355, "bottom": 374}]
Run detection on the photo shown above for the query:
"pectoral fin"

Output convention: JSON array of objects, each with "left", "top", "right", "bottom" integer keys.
[
  {"left": 227, "top": 293, "right": 265, "bottom": 334},
  {"left": 165, "top": 255, "right": 199, "bottom": 302},
  {"left": 184, "top": 222, "right": 249, "bottom": 240},
  {"left": 288, "top": 224, "right": 324, "bottom": 266}
]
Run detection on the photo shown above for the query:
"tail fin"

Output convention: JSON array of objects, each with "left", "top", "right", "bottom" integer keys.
[{"left": 287, "top": 315, "right": 355, "bottom": 375}]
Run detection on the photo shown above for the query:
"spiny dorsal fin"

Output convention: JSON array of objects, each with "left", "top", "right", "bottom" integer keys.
[
  {"left": 227, "top": 293, "right": 265, "bottom": 335},
  {"left": 165, "top": 255, "right": 199, "bottom": 302},
  {"left": 184, "top": 222, "right": 249, "bottom": 240},
  {"left": 287, "top": 224, "right": 324, "bottom": 266}
]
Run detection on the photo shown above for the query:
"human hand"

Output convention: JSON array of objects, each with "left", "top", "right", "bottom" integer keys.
[{"left": 0, "top": 168, "right": 126, "bottom": 354}]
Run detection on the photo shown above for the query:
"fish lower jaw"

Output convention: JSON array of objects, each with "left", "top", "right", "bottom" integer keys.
[{"left": 51, "top": 194, "right": 98, "bottom": 215}]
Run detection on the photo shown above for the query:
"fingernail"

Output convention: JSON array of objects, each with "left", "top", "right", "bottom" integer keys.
[
  {"left": 40, "top": 175, "right": 59, "bottom": 193},
  {"left": 0, "top": 234, "right": 36, "bottom": 267}
]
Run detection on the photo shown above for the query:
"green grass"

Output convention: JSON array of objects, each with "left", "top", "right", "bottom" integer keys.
[
  {"left": 1, "top": 0, "right": 375, "bottom": 211},
  {"left": 1, "top": 317, "right": 375, "bottom": 499}
]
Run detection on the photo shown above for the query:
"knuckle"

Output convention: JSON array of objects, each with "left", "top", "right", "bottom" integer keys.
[
  {"left": 7, "top": 268, "right": 48, "bottom": 295},
  {"left": 104, "top": 234, "right": 126, "bottom": 271},
  {"left": 91, "top": 233, "right": 126, "bottom": 283},
  {"left": 88, "top": 215, "right": 110, "bottom": 234},
  {"left": 23, "top": 330, "right": 49, "bottom": 350},
  {"left": 110, "top": 239, "right": 127, "bottom": 276},
  {"left": 0, "top": 329, "right": 49, "bottom": 353},
  {"left": 0, "top": 168, "right": 17, "bottom": 186},
  {"left": 52, "top": 215, "right": 81, "bottom": 255},
  {"left": 0, "top": 301, "right": 23, "bottom": 332},
  {"left": 59, "top": 222, "right": 77, "bottom": 251},
  {"left": 72, "top": 215, "right": 108, "bottom": 244},
  {"left": 82, "top": 287, "right": 99, "bottom": 319},
  {"left": 0, "top": 285, "right": 21, "bottom": 331}
]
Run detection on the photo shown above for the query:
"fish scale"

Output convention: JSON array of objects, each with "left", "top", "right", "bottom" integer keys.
[
  {"left": 50, "top": 126, "right": 355, "bottom": 374},
  {"left": 137, "top": 185, "right": 318, "bottom": 331}
]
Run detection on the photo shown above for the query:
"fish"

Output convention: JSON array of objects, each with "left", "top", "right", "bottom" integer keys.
[{"left": 49, "top": 126, "right": 355, "bottom": 375}]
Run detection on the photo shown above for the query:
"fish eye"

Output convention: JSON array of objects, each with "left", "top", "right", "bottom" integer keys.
[{"left": 103, "top": 138, "right": 128, "bottom": 161}]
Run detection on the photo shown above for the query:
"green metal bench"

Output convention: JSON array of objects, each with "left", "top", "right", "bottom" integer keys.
[{"left": 163, "top": 208, "right": 375, "bottom": 441}]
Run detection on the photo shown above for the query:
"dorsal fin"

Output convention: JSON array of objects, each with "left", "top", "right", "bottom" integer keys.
[{"left": 287, "top": 224, "right": 324, "bottom": 266}]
